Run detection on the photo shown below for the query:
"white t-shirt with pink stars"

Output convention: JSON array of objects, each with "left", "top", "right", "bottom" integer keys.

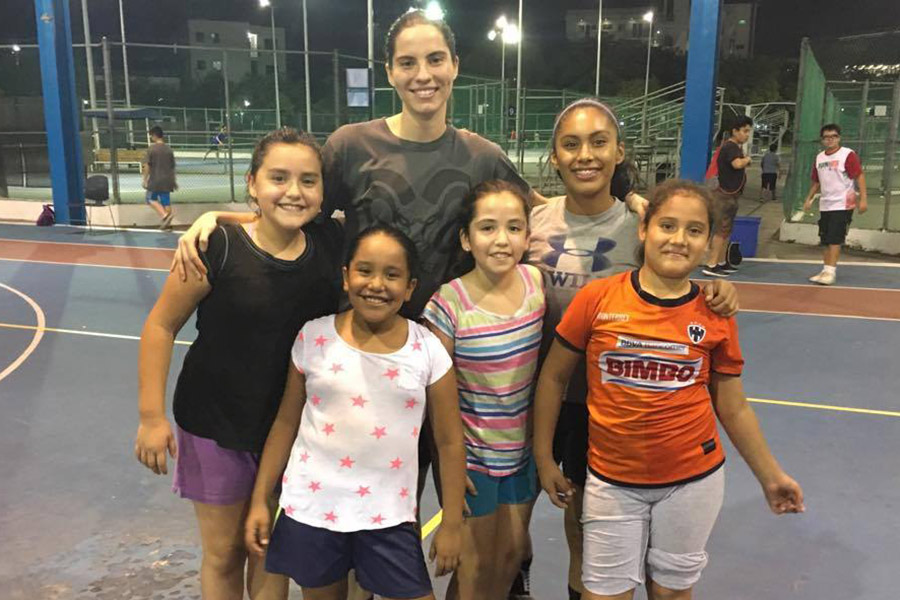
[{"left": 280, "top": 314, "right": 453, "bottom": 532}]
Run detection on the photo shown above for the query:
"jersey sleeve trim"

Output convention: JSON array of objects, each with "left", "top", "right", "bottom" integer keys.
[{"left": 554, "top": 332, "right": 585, "bottom": 354}]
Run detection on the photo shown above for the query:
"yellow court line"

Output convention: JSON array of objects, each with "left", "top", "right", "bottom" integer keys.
[
  {"left": 748, "top": 397, "right": 900, "bottom": 418},
  {"left": 0, "top": 284, "right": 46, "bottom": 383},
  {"left": 420, "top": 509, "right": 443, "bottom": 540}
]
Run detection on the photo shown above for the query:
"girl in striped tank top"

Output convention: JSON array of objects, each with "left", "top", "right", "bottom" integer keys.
[{"left": 423, "top": 180, "right": 545, "bottom": 600}]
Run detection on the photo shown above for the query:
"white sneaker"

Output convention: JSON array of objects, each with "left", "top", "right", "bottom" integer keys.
[
  {"left": 808, "top": 271, "right": 825, "bottom": 283},
  {"left": 816, "top": 271, "right": 836, "bottom": 286}
]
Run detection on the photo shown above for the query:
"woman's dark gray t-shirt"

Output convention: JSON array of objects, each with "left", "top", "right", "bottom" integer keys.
[{"left": 322, "top": 118, "right": 530, "bottom": 316}]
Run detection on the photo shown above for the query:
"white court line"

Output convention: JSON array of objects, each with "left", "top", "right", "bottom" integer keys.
[
  {"left": 0, "top": 322, "right": 192, "bottom": 346},
  {"left": 0, "top": 284, "right": 46, "bottom": 383},
  {"left": 0, "top": 236, "right": 176, "bottom": 252},
  {"left": 742, "top": 309, "right": 900, "bottom": 322},
  {"left": 729, "top": 279, "right": 900, "bottom": 293},
  {"left": 744, "top": 257, "right": 900, "bottom": 268},
  {"left": 0, "top": 257, "right": 169, "bottom": 272}
]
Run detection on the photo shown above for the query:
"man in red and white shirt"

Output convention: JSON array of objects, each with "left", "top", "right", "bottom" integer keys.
[{"left": 803, "top": 123, "right": 868, "bottom": 285}]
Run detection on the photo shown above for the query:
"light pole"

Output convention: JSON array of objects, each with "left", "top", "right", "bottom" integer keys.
[
  {"left": 595, "top": 0, "right": 603, "bottom": 97},
  {"left": 118, "top": 0, "right": 134, "bottom": 145},
  {"left": 302, "top": 0, "right": 312, "bottom": 132},
  {"left": 259, "top": 0, "right": 281, "bottom": 129},
  {"left": 367, "top": 0, "right": 374, "bottom": 119},
  {"left": 641, "top": 10, "right": 654, "bottom": 142},
  {"left": 515, "top": 0, "right": 524, "bottom": 168},
  {"left": 79, "top": 0, "right": 100, "bottom": 151},
  {"left": 488, "top": 16, "right": 519, "bottom": 144}
]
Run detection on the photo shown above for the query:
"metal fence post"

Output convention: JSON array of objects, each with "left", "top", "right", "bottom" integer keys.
[
  {"left": 882, "top": 78, "right": 900, "bottom": 231},
  {"left": 223, "top": 51, "right": 235, "bottom": 203},
  {"left": 333, "top": 49, "right": 340, "bottom": 131},
  {"left": 102, "top": 37, "right": 120, "bottom": 203},
  {"left": 858, "top": 79, "right": 869, "bottom": 162}
]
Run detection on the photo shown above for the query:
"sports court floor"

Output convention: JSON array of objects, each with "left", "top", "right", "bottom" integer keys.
[{"left": 1, "top": 222, "right": 898, "bottom": 599}]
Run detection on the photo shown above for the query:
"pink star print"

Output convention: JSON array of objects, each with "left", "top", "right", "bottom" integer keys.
[
  {"left": 340, "top": 455, "right": 355, "bottom": 469},
  {"left": 383, "top": 368, "right": 399, "bottom": 380},
  {"left": 285, "top": 505, "right": 295, "bottom": 516},
  {"left": 399, "top": 487, "right": 410, "bottom": 498},
  {"left": 356, "top": 486, "right": 371, "bottom": 497},
  {"left": 390, "top": 457, "right": 403, "bottom": 470},
  {"left": 282, "top": 474, "right": 289, "bottom": 484},
  {"left": 371, "top": 426, "right": 387, "bottom": 440},
  {"left": 310, "top": 394, "right": 322, "bottom": 406},
  {"left": 411, "top": 426, "right": 419, "bottom": 437},
  {"left": 371, "top": 514, "right": 385, "bottom": 525},
  {"left": 309, "top": 481, "right": 322, "bottom": 493},
  {"left": 298, "top": 332, "right": 304, "bottom": 342},
  {"left": 330, "top": 363, "right": 344, "bottom": 374},
  {"left": 315, "top": 335, "right": 329, "bottom": 347},
  {"left": 351, "top": 395, "right": 368, "bottom": 408},
  {"left": 299, "top": 451, "right": 310, "bottom": 463},
  {"left": 324, "top": 511, "right": 338, "bottom": 523},
  {"left": 405, "top": 398, "right": 418, "bottom": 410},
  {"left": 412, "top": 341, "right": 422, "bottom": 351},
  {"left": 322, "top": 423, "right": 335, "bottom": 436}
]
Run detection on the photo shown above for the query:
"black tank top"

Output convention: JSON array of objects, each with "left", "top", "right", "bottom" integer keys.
[{"left": 173, "top": 221, "right": 343, "bottom": 452}]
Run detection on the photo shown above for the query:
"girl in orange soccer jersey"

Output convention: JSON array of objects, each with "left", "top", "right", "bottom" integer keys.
[{"left": 533, "top": 179, "right": 804, "bottom": 600}]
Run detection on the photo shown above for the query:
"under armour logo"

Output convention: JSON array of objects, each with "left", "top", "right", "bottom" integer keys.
[{"left": 542, "top": 235, "right": 617, "bottom": 272}]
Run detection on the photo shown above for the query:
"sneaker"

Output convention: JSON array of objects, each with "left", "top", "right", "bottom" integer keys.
[
  {"left": 808, "top": 270, "right": 825, "bottom": 283},
  {"left": 815, "top": 271, "right": 835, "bottom": 286},
  {"left": 722, "top": 263, "right": 739, "bottom": 274},
  {"left": 508, "top": 563, "right": 533, "bottom": 600},
  {"left": 702, "top": 264, "right": 730, "bottom": 277},
  {"left": 160, "top": 212, "right": 174, "bottom": 230}
]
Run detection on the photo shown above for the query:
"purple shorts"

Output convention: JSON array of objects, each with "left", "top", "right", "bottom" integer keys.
[
  {"left": 172, "top": 426, "right": 260, "bottom": 505},
  {"left": 265, "top": 516, "right": 432, "bottom": 598}
]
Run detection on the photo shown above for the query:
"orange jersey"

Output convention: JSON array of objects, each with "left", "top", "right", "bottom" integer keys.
[{"left": 556, "top": 270, "right": 743, "bottom": 487}]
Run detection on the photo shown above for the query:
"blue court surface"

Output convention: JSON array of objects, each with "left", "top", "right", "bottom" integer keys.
[{"left": 1, "top": 222, "right": 898, "bottom": 599}]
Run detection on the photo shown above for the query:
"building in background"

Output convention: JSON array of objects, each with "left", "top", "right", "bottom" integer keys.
[
  {"left": 566, "top": 0, "right": 757, "bottom": 59},
  {"left": 187, "top": 19, "right": 285, "bottom": 82}
]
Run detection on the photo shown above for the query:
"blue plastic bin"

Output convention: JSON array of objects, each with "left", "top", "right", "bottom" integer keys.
[{"left": 729, "top": 216, "right": 761, "bottom": 258}]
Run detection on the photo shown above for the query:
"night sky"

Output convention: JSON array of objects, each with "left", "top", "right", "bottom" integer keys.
[{"left": 2, "top": 0, "right": 898, "bottom": 69}]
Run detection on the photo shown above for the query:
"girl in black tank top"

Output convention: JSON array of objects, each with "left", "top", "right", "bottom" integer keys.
[{"left": 134, "top": 129, "right": 343, "bottom": 599}]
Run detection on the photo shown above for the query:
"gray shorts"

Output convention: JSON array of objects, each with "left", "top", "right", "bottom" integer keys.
[
  {"left": 713, "top": 190, "right": 740, "bottom": 235},
  {"left": 581, "top": 467, "right": 725, "bottom": 596}
]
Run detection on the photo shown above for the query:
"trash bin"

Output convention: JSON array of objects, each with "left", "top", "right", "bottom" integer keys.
[{"left": 730, "top": 216, "right": 762, "bottom": 258}]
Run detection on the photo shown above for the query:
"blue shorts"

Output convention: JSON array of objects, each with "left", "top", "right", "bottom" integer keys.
[
  {"left": 465, "top": 455, "right": 538, "bottom": 518},
  {"left": 145, "top": 191, "right": 171, "bottom": 207},
  {"left": 265, "top": 516, "right": 432, "bottom": 599}
]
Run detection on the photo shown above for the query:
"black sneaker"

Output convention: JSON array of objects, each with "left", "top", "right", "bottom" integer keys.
[
  {"left": 701, "top": 264, "right": 730, "bottom": 277},
  {"left": 721, "top": 263, "right": 738, "bottom": 274}
]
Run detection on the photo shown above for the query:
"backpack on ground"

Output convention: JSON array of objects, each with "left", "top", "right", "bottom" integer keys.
[{"left": 36, "top": 204, "right": 55, "bottom": 227}]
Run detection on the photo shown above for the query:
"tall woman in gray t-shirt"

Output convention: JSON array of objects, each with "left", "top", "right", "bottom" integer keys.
[{"left": 174, "top": 10, "right": 534, "bottom": 318}]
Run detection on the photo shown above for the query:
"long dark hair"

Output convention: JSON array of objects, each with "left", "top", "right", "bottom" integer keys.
[
  {"left": 446, "top": 180, "right": 531, "bottom": 280},
  {"left": 636, "top": 179, "right": 716, "bottom": 265},
  {"left": 345, "top": 224, "right": 420, "bottom": 283},
  {"left": 246, "top": 127, "right": 322, "bottom": 204},
  {"left": 384, "top": 9, "right": 457, "bottom": 66}
]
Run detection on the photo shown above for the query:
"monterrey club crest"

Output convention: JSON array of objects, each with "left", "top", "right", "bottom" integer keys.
[{"left": 687, "top": 322, "right": 706, "bottom": 344}]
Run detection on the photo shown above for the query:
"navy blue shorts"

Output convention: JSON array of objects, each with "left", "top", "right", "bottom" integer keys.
[{"left": 265, "top": 515, "right": 432, "bottom": 598}]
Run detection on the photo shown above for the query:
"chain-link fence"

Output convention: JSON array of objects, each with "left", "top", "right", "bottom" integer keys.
[
  {"left": 782, "top": 34, "right": 900, "bottom": 231},
  {"left": 4, "top": 37, "right": 564, "bottom": 206}
]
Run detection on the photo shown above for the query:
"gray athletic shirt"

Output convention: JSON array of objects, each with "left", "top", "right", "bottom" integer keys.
[
  {"left": 143, "top": 143, "right": 177, "bottom": 193},
  {"left": 322, "top": 118, "right": 530, "bottom": 316},
  {"left": 528, "top": 196, "right": 640, "bottom": 404}
]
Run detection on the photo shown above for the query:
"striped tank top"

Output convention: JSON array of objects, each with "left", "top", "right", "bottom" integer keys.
[{"left": 423, "top": 264, "right": 545, "bottom": 476}]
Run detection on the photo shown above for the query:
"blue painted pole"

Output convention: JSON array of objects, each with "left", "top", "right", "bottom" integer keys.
[
  {"left": 34, "top": 0, "right": 85, "bottom": 224},
  {"left": 679, "top": 0, "right": 722, "bottom": 182}
]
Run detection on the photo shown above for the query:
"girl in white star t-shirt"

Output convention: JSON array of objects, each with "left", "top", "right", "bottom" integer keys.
[{"left": 245, "top": 225, "right": 467, "bottom": 600}]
